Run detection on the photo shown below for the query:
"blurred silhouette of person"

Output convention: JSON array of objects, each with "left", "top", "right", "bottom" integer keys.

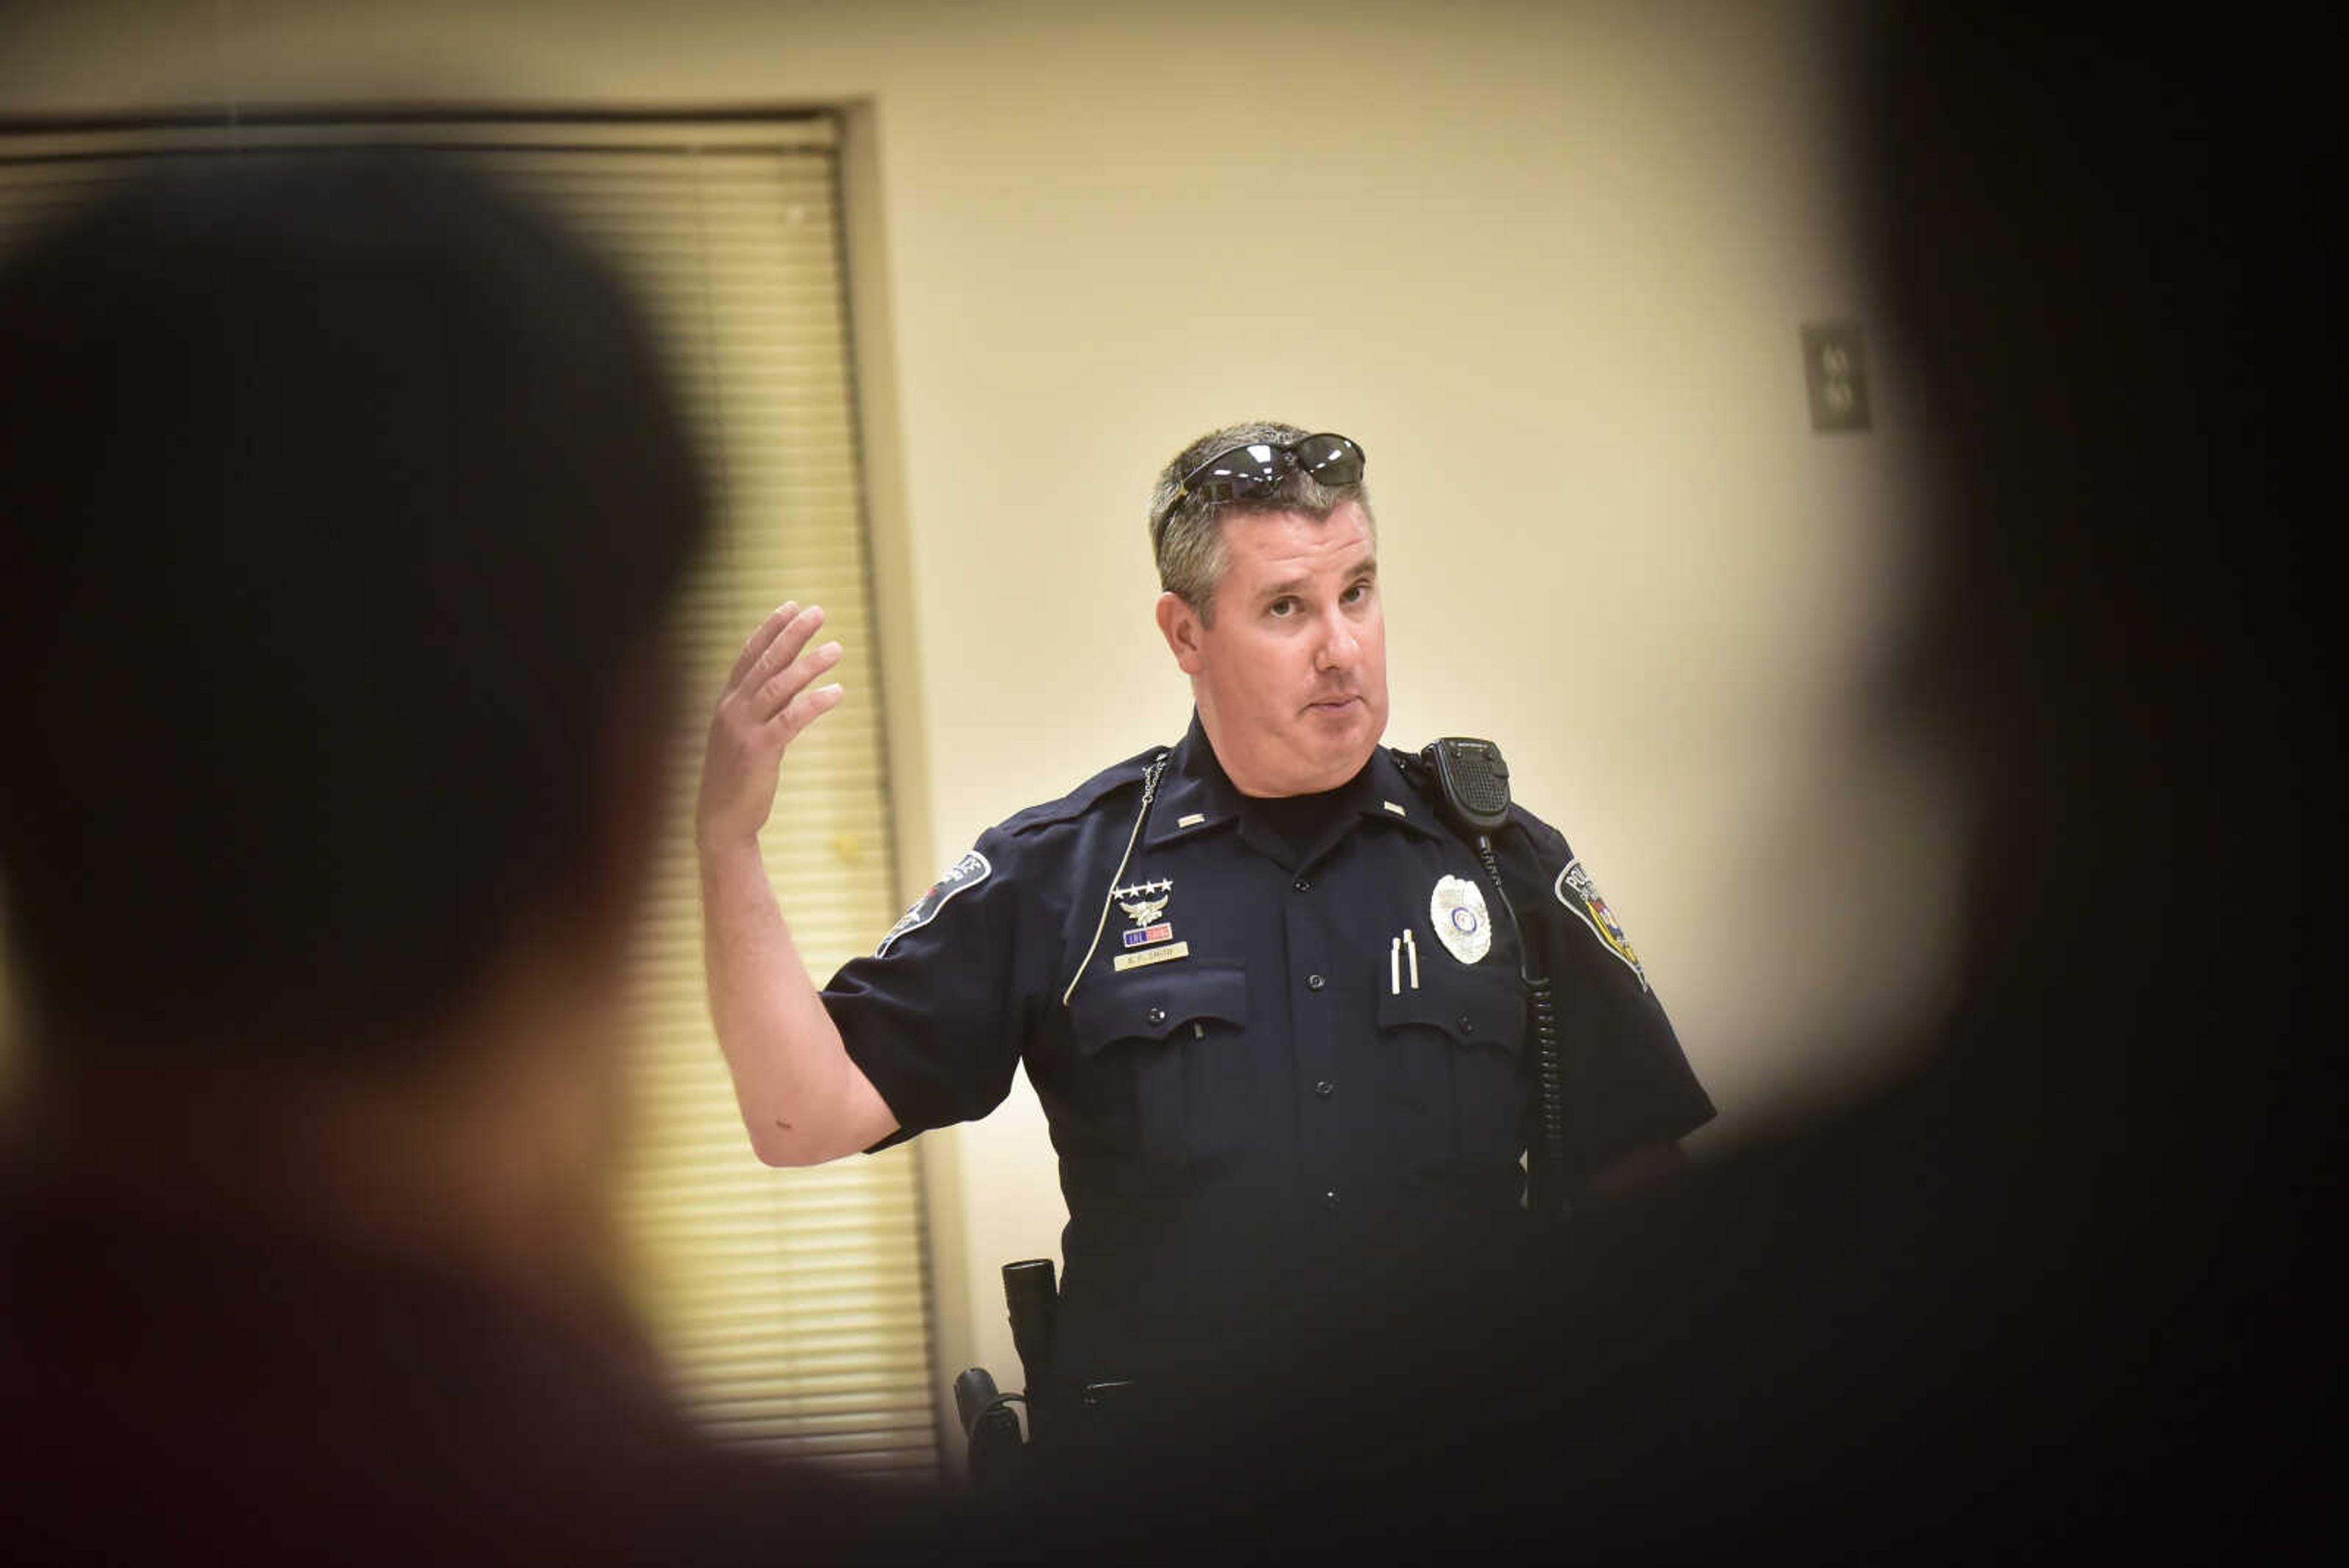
[
  {"left": 0, "top": 154, "right": 945, "bottom": 1564},
  {"left": 1015, "top": 10, "right": 2341, "bottom": 1562}
]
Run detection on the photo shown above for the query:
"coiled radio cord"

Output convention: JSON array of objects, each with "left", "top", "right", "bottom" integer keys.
[{"left": 1478, "top": 838, "right": 1570, "bottom": 1223}]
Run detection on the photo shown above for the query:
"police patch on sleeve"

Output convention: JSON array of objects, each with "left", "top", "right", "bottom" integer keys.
[
  {"left": 1555, "top": 859, "right": 1648, "bottom": 989},
  {"left": 876, "top": 849, "right": 991, "bottom": 957}
]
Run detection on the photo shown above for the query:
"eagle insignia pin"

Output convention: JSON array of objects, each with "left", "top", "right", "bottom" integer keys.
[{"left": 1115, "top": 879, "right": 1175, "bottom": 949}]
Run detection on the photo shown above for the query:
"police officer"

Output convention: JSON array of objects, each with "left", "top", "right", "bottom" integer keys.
[{"left": 696, "top": 420, "right": 1713, "bottom": 1399}]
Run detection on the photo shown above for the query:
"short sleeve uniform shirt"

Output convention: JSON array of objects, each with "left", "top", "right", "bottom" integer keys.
[{"left": 826, "top": 715, "right": 1712, "bottom": 1381}]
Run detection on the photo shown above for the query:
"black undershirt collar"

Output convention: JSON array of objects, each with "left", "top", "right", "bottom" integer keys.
[{"left": 1193, "top": 732, "right": 1367, "bottom": 871}]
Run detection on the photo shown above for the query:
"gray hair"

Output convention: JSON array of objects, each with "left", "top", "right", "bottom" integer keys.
[{"left": 1147, "top": 420, "right": 1375, "bottom": 623}]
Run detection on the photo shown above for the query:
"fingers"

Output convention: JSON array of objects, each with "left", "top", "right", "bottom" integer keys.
[
  {"left": 772, "top": 678, "right": 847, "bottom": 748},
  {"left": 753, "top": 636, "right": 844, "bottom": 723},
  {"left": 724, "top": 601, "right": 797, "bottom": 689},
  {"left": 725, "top": 601, "right": 824, "bottom": 697},
  {"left": 719, "top": 602, "right": 844, "bottom": 731}
]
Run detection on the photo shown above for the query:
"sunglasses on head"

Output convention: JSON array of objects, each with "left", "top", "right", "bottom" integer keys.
[{"left": 1154, "top": 433, "right": 1367, "bottom": 530}]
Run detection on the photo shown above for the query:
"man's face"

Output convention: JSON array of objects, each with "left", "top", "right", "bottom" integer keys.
[{"left": 1156, "top": 500, "right": 1389, "bottom": 797}]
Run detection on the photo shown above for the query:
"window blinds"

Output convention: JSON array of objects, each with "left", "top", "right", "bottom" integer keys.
[{"left": 0, "top": 117, "right": 938, "bottom": 1480}]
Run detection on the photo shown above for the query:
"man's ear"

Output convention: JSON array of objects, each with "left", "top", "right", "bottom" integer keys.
[{"left": 1156, "top": 591, "right": 1208, "bottom": 675}]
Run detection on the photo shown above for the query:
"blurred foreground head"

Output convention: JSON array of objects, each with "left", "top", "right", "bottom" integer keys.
[
  {"left": 0, "top": 153, "right": 960, "bottom": 1568},
  {"left": 1848, "top": 12, "right": 2336, "bottom": 1102},
  {"left": 0, "top": 152, "right": 706, "bottom": 1074}
]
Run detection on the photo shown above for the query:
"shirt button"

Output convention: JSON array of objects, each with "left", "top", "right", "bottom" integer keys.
[
  {"left": 1322, "top": 1189, "right": 1340, "bottom": 1209},
  {"left": 1307, "top": 973, "right": 1326, "bottom": 992},
  {"left": 1146, "top": 1005, "right": 1167, "bottom": 1027},
  {"left": 1315, "top": 1080, "right": 1335, "bottom": 1098},
  {"left": 1459, "top": 1015, "right": 1476, "bottom": 1036},
  {"left": 1293, "top": 878, "right": 1312, "bottom": 893}
]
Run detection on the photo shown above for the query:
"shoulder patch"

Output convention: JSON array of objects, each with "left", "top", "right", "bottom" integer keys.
[
  {"left": 877, "top": 849, "right": 992, "bottom": 957},
  {"left": 1554, "top": 858, "right": 1649, "bottom": 990}
]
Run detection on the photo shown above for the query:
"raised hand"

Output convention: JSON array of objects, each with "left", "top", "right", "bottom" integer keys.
[{"left": 696, "top": 602, "right": 845, "bottom": 850}]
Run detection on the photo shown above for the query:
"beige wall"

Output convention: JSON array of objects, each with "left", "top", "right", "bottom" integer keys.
[{"left": 1, "top": 0, "right": 1960, "bottom": 1435}]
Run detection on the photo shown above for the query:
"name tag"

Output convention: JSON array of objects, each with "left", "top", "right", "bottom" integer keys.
[{"left": 1113, "top": 940, "right": 1190, "bottom": 972}]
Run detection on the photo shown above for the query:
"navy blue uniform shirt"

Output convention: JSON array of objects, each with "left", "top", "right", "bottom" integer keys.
[{"left": 826, "top": 715, "right": 1712, "bottom": 1382}]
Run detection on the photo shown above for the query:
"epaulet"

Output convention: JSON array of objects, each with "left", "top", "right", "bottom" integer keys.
[
  {"left": 995, "top": 745, "right": 1165, "bottom": 836},
  {"left": 1388, "top": 743, "right": 1448, "bottom": 813}
]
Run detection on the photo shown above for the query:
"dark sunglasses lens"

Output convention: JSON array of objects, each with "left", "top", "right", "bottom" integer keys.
[
  {"left": 1192, "top": 442, "right": 1288, "bottom": 503},
  {"left": 1294, "top": 434, "right": 1365, "bottom": 486}
]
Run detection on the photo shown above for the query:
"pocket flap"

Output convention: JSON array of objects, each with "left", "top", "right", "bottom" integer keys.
[
  {"left": 1071, "top": 960, "right": 1249, "bottom": 1057},
  {"left": 1377, "top": 963, "right": 1524, "bottom": 1055}
]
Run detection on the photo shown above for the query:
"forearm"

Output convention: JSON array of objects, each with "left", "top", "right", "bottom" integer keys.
[{"left": 698, "top": 832, "right": 894, "bottom": 1165}]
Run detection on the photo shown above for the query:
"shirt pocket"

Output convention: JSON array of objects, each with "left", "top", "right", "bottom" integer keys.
[
  {"left": 1376, "top": 960, "right": 1526, "bottom": 1169},
  {"left": 1069, "top": 960, "right": 1252, "bottom": 1170}
]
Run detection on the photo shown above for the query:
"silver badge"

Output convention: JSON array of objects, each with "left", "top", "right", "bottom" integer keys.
[{"left": 1430, "top": 874, "right": 1491, "bottom": 964}]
